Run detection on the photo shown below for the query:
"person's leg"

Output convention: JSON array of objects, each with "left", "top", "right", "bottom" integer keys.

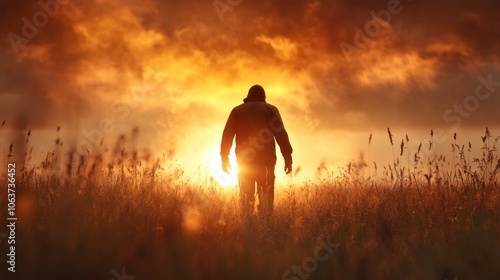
[
  {"left": 238, "top": 163, "right": 256, "bottom": 218},
  {"left": 256, "top": 165, "right": 266, "bottom": 217},
  {"left": 257, "top": 164, "right": 275, "bottom": 220},
  {"left": 266, "top": 164, "right": 275, "bottom": 217}
]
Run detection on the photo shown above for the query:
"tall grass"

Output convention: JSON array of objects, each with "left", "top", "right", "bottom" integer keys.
[{"left": 0, "top": 127, "right": 499, "bottom": 280}]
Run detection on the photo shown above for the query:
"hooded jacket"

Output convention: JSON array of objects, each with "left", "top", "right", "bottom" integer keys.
[{"left": 220, "top": 97, "right": 293, "bottom": 165}]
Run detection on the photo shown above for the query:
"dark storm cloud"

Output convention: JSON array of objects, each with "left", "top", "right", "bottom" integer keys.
[
  {"left": 0, "top": 0, "right": 90, "bottom": 130},
  {"left": 1, "top": 0, "right": 499, "bottom": 133},
  {"left": 225, "top": 0, "right": 500, "bottom": 130}
]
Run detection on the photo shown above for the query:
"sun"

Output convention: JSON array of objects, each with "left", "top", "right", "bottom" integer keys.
[{"left": 209, "top": 150, "right": 238, "bottom": 187}]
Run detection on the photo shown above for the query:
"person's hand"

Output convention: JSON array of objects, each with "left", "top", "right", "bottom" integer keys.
[
  {"left": 222, "top": 157, "right": 231, "bottom": 174},
  {"left": 284, "top": 161, "right": 292, "bottom": 175}
]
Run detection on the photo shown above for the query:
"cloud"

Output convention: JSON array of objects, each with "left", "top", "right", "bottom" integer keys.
[{"left": 1, "top": 0, "right": 499, "bottom": 170}]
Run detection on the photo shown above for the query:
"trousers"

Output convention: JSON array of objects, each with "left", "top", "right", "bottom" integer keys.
[{"left": 237, "top": 163, "right": 275, "bottom": 219}]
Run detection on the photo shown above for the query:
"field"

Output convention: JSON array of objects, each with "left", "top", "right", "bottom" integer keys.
[{"left": 1, "top": 129, "right": 500, "bottom": 280}]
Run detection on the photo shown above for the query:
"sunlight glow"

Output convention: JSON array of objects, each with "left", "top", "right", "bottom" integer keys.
[{"left": 209, "top": 151, "right": 238, "bottom": 187}]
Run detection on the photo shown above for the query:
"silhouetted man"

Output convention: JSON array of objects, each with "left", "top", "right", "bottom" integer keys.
[{"left": 220, "top": 85, "right": 293, "bottom": 220}]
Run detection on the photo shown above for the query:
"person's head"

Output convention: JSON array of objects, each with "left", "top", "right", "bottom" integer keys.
[{"left": 244, "top": 85, "right": 266, "bottom": 103}]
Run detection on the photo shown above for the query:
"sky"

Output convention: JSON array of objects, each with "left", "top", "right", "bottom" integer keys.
[{"left": 1, "top": 0, "right": 499, "bottom": 182}]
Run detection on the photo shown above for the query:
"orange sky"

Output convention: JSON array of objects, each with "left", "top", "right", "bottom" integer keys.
[{"left": 1, "top": 0, "right": 499, "bottom": 182}]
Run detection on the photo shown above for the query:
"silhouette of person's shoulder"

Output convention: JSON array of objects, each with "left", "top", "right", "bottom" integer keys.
[{"left": 233, "top": 101, "right": 278, "bottom": 114}]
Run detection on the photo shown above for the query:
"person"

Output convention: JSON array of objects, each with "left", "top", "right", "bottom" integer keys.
[{"left": 220, "top": 85, "right": 293, "bottom": 220}]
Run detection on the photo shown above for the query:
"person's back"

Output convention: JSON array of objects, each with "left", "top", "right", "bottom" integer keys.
[
  {"left": 222, "top": 101, "right": 291, "bottom": 165},
  {"left": 220, "top": 85, "right": 293, "bottom": 221}
]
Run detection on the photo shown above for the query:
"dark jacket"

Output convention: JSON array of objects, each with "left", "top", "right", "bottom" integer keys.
[{"left": 220, "top": 100, "right": 293, "bottom": 165}]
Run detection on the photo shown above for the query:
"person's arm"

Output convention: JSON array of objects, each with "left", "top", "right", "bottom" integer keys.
[
  {"left": 220, "top": 108, "right": 237, "bottom": 173},
  {"left": 270, "top": 107, "right": 293, "bottom": 174}
]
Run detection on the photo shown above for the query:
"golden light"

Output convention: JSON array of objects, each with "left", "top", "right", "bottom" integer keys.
[
  {"left": 209, "top": 150, "right": 238, "bottom": 187},
  {"left": 182, "top": 206, "right": 202, "bottom": 235}
]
